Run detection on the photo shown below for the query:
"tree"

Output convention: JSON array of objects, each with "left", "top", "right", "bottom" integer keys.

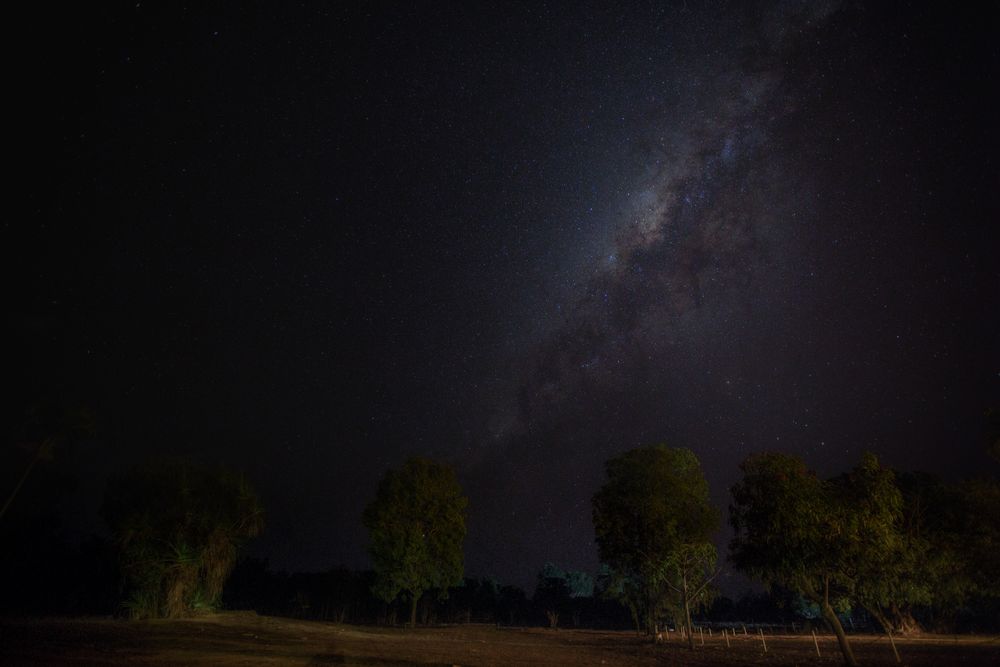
[
  {"left": 729, "top": 452, "right": 901, "bottom": 666},
  {"left": 663, "top": 541, "right": 718, "bottom": 646},
  {"left": 102, "top": 462, "right": 264, "bottom": 618},
  {"left": 592, "top": 445, "right": 719, "bottom": 646},
  {"left": 836, "top": 454, "right": 909, "bottom": 638},
  {"left": 363, "top": 457, "right": 467, "bottom": 627}
]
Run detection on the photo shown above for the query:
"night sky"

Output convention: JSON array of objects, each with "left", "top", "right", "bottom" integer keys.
[{"left": 10, "top": 1, "right": 999, "bottom": 592}]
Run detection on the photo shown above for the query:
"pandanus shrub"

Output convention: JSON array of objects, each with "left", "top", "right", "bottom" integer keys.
[{"left": 102, "top": 462, "right": 263, "bottom": 618}]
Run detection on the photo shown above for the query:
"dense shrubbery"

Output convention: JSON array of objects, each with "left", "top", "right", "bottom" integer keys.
[{"left": 101, "top": 462, "right": 264, "bottom": 618}]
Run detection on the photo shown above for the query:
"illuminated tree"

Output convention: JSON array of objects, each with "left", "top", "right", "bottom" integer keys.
[
  {"left": 363, "top": 457, "right": 467, "bottom": 626},
  {"left": 729, "top": 452, "right": 901, "bottom": 666},
  {"left": 592, "top": 445, "right": 718, "bottom": 645}
]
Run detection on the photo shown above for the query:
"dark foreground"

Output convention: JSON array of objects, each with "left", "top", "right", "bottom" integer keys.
[{"left": 1, "top": 613, "right": 998, "bottom": 666}]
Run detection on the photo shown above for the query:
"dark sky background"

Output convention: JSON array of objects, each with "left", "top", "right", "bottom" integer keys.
[{"left": 10, "top": 1, "right": 999, "bottom": 593}]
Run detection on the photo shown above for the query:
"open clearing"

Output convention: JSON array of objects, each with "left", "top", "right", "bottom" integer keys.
[{"left": 1, "top": 612, "right": 998, "bottom": 666}]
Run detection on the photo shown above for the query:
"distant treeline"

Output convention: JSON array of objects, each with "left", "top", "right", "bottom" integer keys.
[
  {"left": 220, "top": 559, "right": 796, "bottom": 630},
  {"left": 217, "top": 557, "right": 1000, "bottom": 635}
]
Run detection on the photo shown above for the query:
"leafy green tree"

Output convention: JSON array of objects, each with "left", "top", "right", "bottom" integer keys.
[
  {"left": 662, "top": 541, "right": 718, "bottom": 645},
  {"left": 845, "top": 469, "right": 1000, "bottom": 634},
  {"left": 853, "top": 471, "right": 952, "bottom": 634},
  {"left": 901, "top": 473, "right": 972, "bottom": 621},
  {"left": 955, "top": 479, "right": 1000, "bottom": 602},
  {"left": 835, "top": 453, "right": 908, "bottom": 636},
  {"left": 102, "top": 462, "right": 264, "bottom": 618},
  {"left": 729, "top": 452, "right": 901, "bottom": 666},
  {"left": 363, "top": 457, "right": 467, "bottom": 627},
  {"left": 730, "top": 453, "right": 852, "bottom": 663},
  {"left": 592, "top": 445, "right": 718, "bottom": 646}
]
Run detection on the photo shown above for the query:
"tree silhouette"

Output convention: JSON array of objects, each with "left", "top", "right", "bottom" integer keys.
[
  {"left": 102, "top": 462, "right": 264, "bottom": 618},
  {"left": 363, "top": 457, "right": 467, "bottom": 627}
]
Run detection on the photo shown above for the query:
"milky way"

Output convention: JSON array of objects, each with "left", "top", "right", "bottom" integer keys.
[
  {"left": 12, "top": 1, "right": 997, "bottom": 591},
  {"left": 458, "top": 1, "right": 998, "bottom": 589}
]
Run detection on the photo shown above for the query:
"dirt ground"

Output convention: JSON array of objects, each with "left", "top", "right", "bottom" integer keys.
[{"left": 1, "top": 612, "right": 998, "bottom": 666}]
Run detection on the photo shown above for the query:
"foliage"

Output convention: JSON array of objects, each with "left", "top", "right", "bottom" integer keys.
[
  {"left": 592, "top": 445, "right": 718, "bottom": 643},
  {"left": 957, "top": 478, "right": 1000, "bottom": 599},
  {"left": 729, "top": 451, "right": 901, "bottom": 665},
  {"left": 834, "top": 452, "right": 908, "bottom": 632},
  {"left": 102, "top": 462, "right": 264, "bottom": 618},
  {"left": 847, "top": 470, "right": 1000, "bottom": 633},
  {"left": 363, "top": 457, "right": 467, "bottom": 626},
  {"left": 534, "top": 562, "right": 593, "bottom": 598}
]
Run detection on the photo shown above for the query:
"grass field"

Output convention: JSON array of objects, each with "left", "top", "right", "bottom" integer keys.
[{"left": 2, "top": 612, "right": 998, "bottom": 666}]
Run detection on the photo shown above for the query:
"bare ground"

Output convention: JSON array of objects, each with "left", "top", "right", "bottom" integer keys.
[{"left": 1, "top": 613, "right": 997, "bottom": 666}]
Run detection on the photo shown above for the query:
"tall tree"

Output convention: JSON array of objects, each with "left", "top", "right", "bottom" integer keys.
[
  {"left": 102, "top": 462, "right": 264, "bottom": 618},
  {"left": 729, "top": 452, "right": 901, "bottom": 666},
  {"left": 592, "top": 445, "right": 718, "bottom": 646},
  {"left": 834, "top": 453, "right": 907, "bottom": 636},
  {"left": 363, "top": 457, "right": 467, "bottom": 626}
]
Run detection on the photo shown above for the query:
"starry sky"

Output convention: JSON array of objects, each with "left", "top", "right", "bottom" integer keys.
[{"left": 10, "top": 1, "right": 999, "bottom": 592}]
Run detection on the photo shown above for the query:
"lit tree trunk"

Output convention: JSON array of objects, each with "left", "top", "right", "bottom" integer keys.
[
  {"left": 820, "top": 577, "right": 857, "bottom": 667},
  {"left": 863, "top": 602, "right": 892, "bottom": 634},
  {"left": 646, "top": 588, "right": 654, "bottom": 638},
  {"left": 409, "top": 591, "right": 419, "bottom": 627},
  {"left": 682, "top": 573, "right": 695, "bottom": 649},
  {"left": 890, "top": 602, "right": 922, "bottom": 635}
]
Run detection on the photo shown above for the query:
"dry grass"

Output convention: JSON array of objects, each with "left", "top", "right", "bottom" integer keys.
[{"left": 1, "top": 612, "right": 997, "bottom": 666}]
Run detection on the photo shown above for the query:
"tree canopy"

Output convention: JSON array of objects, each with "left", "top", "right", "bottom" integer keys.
[
  {"left": 363, "top": 457, "right": 467, "bottom": 626},
  {"left": 101, "top": 461, "right": 264, "bottom": 618},
  {"left": 592, "top": 445, "right": 718, "bottom": 645},
  {"left": 729, "top": 451, "right": 900, "bottom": 666}
]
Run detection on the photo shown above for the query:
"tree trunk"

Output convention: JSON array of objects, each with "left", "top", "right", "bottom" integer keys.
[
  {"left": 409, "top": 592, "right": 419, "bottom": 627},
  {"left": 890, "top": 602, "right": 922, "bottom": 635},
  {"left": 683, "top": 573, "right": 695, "bottom": 649},
  {"left": 821, "top": 601, "right": 857, "bottom": 666},
  {"left": 863, "top": 603, "right": 892, "bottom": 634}
]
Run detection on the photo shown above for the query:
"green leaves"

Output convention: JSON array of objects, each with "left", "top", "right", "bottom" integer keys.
[
  {"left": 363, "top": 458, "right": 468, "bottom": 619},
  {"left": 592, "top": 445, "right": 719, "bottom": 636}
]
